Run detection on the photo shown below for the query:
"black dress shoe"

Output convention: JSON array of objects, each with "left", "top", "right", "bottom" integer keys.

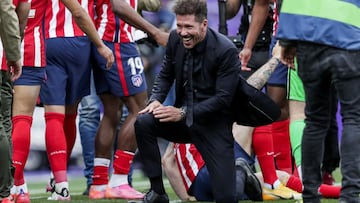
[
  {"left": 236, "top": 157, "right": 263, "bottom": 201},
  {"left": 143, "top": 190, "right": 169, "bottom": 203}
]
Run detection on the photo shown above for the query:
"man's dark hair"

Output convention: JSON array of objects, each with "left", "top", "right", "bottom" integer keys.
[{"left": 173, "top": 0, "right": 207, "bottom": 23}]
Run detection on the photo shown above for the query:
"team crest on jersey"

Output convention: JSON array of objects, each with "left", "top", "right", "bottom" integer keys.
[{"left": 131, "top": 74, "right": 143, "bottom": 87}]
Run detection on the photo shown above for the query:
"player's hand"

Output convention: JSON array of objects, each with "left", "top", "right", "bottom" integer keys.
[
  {"left": 97, "top": 44, "right": 114, "bottom": 69},
  {"left": 7, "top": 60, "right": 22, "bottom": 81},
  {"left": 153, "top": 105, "right": 183, "bottom": 122},
  {"left": 239, "top": 47, "right": 252, "bottom": 71},
  {"left": 139, "top": 100, "right": 162, "bottom": 114},
  {"left": 280, "top": 45, "right": 296, "bottom": 69},
  {"left": 153, "top": 30, "right": 169, "bottom": 47}
]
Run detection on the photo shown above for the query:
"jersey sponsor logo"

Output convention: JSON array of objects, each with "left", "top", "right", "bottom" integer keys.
[{"left": 131, "top": 74, "right": 143, "bottom": 87}]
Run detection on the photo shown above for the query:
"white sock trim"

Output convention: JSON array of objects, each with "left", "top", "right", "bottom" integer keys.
[
  {"left": 264, "top": 179, "right": 281, "bottom": 189},
  {"left": 122, "top": 150, "right": 135, "bottom": 156},
  {"left": 273, "top": 179, "right": 281, "bottom": 188},
  {"left": 94, "top": 158, "right": 111, "bottom": 167},
  {"left": 17, "top": 183, "right": 28, "bottom": 193},
  {"left": 108, "top": 174, "right": 128, "bottom": 187}
]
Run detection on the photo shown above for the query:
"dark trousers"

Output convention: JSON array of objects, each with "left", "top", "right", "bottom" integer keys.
[
  {"left": 135, "top": 113, "right": 237, "bottom": 203},
  {"left": 297, "top": 42, "right": 360, "bottom": 203},
  {"left": 322, "top": 89, "right": 340, "bottom": 174},
  {"left": 0, "top": 71, "right": 13, "bottom": 198}
]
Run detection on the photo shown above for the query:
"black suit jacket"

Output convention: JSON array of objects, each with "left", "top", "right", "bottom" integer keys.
[
  {"left": 149, "top": 28, "right": 240, "bottom": 124},
  {"left": 149, "top": 28, "right": 280, "bottom": 126},
  {"left": 232, "top": 75, "right": 281, "bottom": 126}
]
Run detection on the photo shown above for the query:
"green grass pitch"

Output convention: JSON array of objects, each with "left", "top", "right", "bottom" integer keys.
[{"left": 26, "top": 168, "right": 341, "bottom": 203}]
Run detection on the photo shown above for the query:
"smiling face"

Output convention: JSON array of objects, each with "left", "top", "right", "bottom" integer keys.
[{"left": 176, "top": 14, "right": 208, "bottom": 49}]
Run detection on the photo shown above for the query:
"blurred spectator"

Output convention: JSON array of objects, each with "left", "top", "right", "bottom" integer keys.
[{"left": 78, "top": 71, "right": 101, "bottom": 195}]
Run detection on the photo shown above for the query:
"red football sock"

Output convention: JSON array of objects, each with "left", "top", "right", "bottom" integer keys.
[
  {"left": 93, "top": 158, "right": 110, "bottom": 185},
  {"left": 93, "top": 166, "right": 109, "bottom": 185},
  {"left": 45, "top": 112, "right": 67, "bottom": 183},
  {"left": 272, "top": 119, "right": 293, "bottom": 173},
  {"left": 64, "top": 113, "right": 77, "bottom": 162},
  {"left": 12, "top": 115, "right": 32, "bottom": 186},
  {"left": 113, "top": 150, "right": 134, "bottom": 175},
  {"left": 253, "top": 124, "right": 278, "bottom": 185},
  {"left": 319, "top": 184, "right": 340, "bottom": 198},
  {"left": 286, "top": 175, "right": 303, "bottom": 193}
]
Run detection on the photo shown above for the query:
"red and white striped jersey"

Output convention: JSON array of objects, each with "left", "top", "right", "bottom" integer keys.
[
  {"left": 21, "top": 0, "right": 47, "bottom": 67},
  {"left": 0, "top": 0, "right": 30, "bottom": 70},
  {"left": 44, "top": 0, "right": 94, "bottom": 39},
  {"left": 174, "top": 143, "right": 205, "bottom": 191},
  {"left": 94, "top": 0, "right": 137, "bottom": 43}
]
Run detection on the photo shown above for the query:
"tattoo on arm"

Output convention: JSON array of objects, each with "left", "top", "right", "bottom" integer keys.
[{"left": 246, "top": 58, "right": 279, "bottom": 90}]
